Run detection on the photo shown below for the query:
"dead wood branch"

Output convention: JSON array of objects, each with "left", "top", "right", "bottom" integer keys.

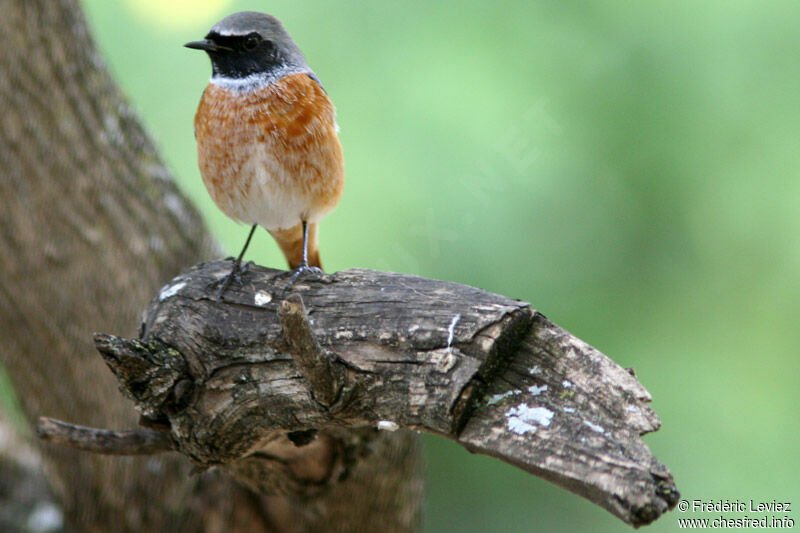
[
  {"left": 37, "top": 417, "right": 174, "bottom": 455},
  {"left": 45, "top": 259, "right": 679, "bottom": 528}
]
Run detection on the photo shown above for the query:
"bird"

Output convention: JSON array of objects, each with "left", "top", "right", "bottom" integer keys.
[{"left": 185, "top": 12, "right": 344, "bottom": 297}]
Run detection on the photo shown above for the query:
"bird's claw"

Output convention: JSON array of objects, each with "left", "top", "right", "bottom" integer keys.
[
  {"left": 212, "top": 259, "right": 251, "bottom": 301},
  {"left": 280, "top": 263, "right": 324, "bottom": 295}
]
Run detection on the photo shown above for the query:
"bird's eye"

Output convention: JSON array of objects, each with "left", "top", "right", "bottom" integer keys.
[{"left": 243, "top": 33, "right": 261, "bottom": 51}]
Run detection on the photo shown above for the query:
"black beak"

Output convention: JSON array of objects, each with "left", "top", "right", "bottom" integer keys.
[{"left": 184, "top": 39, "right": 226, "bottom": 52}]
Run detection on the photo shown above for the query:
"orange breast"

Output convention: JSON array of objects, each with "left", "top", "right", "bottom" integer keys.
[{"left": 193, "top": 73, "right": 344, "bottom": 230}]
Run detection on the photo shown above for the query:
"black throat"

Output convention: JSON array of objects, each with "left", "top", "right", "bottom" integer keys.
[{"left": 205, "top": 32, "right": 285, "bottom": 79}]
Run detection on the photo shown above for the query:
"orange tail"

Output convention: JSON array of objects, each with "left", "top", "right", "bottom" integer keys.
[{"left": 269, "top": 222, "right": 321, "bottom": 270}]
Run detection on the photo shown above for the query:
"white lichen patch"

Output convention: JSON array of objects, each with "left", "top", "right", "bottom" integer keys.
[
  {"left": 527, "top": 384, "right": 548, "bottom": 396},
  {"left": 562, "top": 380, "right": 573, "bottom": 388},
  {"left": 583, "top": 420, "right": 605, "bottom": 433},
  {"left": 377, "top": 420, "right": 399, "bottom": 432},
  {"left": 158, "top": 281, "right": 186, "bottom": 301},
  {"left": 626, "top": 405, "right": 640, "bottom": 413},
  {"left": 563, "top": 407, "right": 576, "bottom": 413},
  {"left": 506, "top": 404, "right": 554, "bottom": 435},
  {"left": 254, "top": 290, "right": 272, "bottom": 306},
  {"left": 334, "top": 329, "right": 354, "bottom": 340},
  {"left": 529, "top": 365, "right": 542, "bottom": 375},
  {"left": 488, "top": 390, "right": 519, "bottom": 406}
]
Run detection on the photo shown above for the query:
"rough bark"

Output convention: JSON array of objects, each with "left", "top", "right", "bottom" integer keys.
[
  {"left": 0, "top": 1, "right": 423, "bottom": 531},
  {"left": 87, "top": 261, "right": 678, "bottom": 528}
]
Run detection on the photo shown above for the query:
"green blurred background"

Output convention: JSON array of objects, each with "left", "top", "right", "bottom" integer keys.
[{"left": 7, "top": 0, "right": 800, "bottom": 530}]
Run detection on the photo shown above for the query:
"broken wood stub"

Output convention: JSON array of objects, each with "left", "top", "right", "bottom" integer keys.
[
  {"left": 277, "top": 294, "right": 344, "bottom": 407},
  {"left": 94, "top": 259, "right": 678, "bottom": 527}
]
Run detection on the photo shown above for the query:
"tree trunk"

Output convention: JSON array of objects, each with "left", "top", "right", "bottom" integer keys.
[{"left": 0, "top": 1, "right": 423, "bottom": 531}]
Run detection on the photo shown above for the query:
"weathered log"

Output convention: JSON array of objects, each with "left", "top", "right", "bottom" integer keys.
[{"left": 58, "top": 259, "right": 678, "bottom": 527}]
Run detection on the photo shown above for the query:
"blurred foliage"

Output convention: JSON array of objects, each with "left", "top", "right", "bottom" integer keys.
[{"left": 3, "top": 0, "right": 797, "bottom": 530}]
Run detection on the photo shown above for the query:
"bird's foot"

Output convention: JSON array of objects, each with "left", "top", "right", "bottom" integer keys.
[
  {"left": 280, "top": 263, "right": 324, "bottom": 295},
  {"left": 211, "top": 258, "right": 251, "bottom": 301},
  {"left": 290, "top": 264, "right": 324, "bottom": 281}
]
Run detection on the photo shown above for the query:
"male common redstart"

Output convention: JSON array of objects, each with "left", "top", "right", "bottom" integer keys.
[{"left": 185, "top": 12, "right": 344, "bottom": 296}]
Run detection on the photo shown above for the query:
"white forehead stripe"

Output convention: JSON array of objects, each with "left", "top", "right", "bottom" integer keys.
[
  {"left": 211, "top": 65, "right": 313, "bottom": 92},
  {"left": 214, "top": 29, "right": 252, "bottom": 37}
]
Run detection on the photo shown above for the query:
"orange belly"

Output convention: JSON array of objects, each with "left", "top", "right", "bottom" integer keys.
[{"left": 194, "top": 73, "right": 344, "bottom": 231}]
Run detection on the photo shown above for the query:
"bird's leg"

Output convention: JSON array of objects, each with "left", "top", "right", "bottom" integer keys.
[
  {"left": 215, "top": 224, "right": 257, "bottom": 301},
  {"left": 301, "top": 219, "right": 311, "bottom": 268},
  {"left": 300, "top": 220, "right": 323, "bottom": 273},
  {"left": 285, "top": 221, "right": 323, "bottom": 288}
]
